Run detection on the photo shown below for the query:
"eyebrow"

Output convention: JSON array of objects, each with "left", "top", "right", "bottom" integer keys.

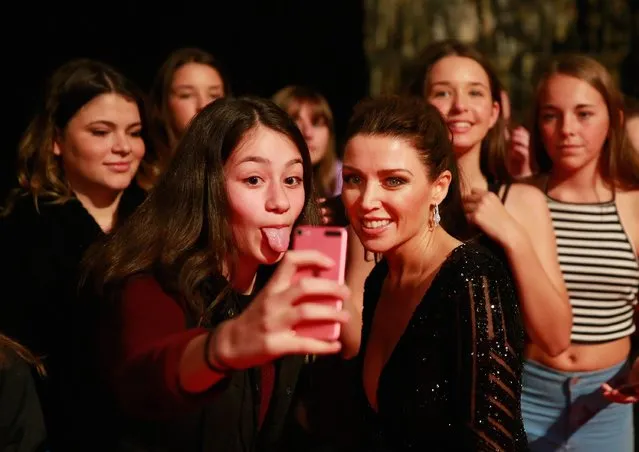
[
  {"left": 541, "top": 103, "right": 597, "bottom": 109},
  {"left": 343, "top": 165, "right": 413, "bottom": 176},
  {"left": 237, "top": 156, "right": 303, "bottom": 167},
  {"left": 430, "top": 81, "right": 489, "bottom": 89},
  {"left": 173, "top": 83, "right": 223, "bottom": 90},
  {"left": 87, "top": 120, "right": 141, "bottom": 129}
]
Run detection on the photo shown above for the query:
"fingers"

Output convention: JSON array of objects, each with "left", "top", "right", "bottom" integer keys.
[
  {"left": 287, "top": 277, "right": 351, "bottom": 306},
  {"left": 285, "top": 300, "right": 351, "bottom": 326},
  {"left": 266, "top": 330, "right": 343, "bottom": 356},
  {"left": 269, "top": 250, "right": 336, "bottom": 290},
  {"left": 601, "top": 384, "right": 639, "bottom": 404}
]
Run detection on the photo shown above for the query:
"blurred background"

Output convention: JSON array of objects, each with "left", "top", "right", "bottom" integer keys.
[{"left": 3, "top": 0, "right": 638, "bottom": 199}]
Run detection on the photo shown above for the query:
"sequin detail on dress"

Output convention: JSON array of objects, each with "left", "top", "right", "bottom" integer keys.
[{"left": 356, "top": 243, "right": 528, "bottom": 451}]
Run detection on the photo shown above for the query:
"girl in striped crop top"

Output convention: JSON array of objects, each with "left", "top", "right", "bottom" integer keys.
[{"left": 521, "top": 54, "right": 639, "bottom": 452}]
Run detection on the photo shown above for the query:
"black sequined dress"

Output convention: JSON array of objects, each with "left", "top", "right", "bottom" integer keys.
[{"left": 356, "top": 242, "right": 528, "bottom": 451}]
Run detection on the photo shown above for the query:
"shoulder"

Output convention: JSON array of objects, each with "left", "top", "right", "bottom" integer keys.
[
  {"left": 122, "top": 274, "right": 169, "bottom": 300},
  {"left": 616, "top": 188, "right": 639, "bottom": 211},
  {"left": 442, "top": 242, "right": 511, "bottom": 284},
  {"left": 616, "top": 188, "right": 639, "bottom": 251},
  {"left": 506, "top": 182, "right": 547, "bottom": 207}
]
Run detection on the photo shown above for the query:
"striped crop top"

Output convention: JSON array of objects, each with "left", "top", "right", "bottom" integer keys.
[{"left": 547, "top": 196, "right": 639, "bottom": 343}]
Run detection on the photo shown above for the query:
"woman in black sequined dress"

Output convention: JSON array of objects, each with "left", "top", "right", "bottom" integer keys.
[{"left": 340, "top": 96, "right": 528, "bottom": 451}]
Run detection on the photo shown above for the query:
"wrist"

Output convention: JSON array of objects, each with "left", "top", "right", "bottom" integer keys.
[
  {"left": 501, "top": 222, "right": 528, "bottom": 255},
  {"left": 204, "top": 322, "right": 237, "bottom": 373}
]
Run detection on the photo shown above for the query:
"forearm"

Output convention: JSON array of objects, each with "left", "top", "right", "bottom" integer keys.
[
  {"left": 178, "top": 327, "right": 230, "bottom": 393},
  {"left": 504, "top": 231, "right": 572, "bottom": 355}
]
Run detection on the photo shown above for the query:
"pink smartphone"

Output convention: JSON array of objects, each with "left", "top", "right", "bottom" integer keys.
[{"left": 291, "top": 225, "right": 348, "bottom": 341}]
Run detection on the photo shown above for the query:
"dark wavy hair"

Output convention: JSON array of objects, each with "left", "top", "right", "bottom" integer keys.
[
  {"left": 2, "top": 58, "right": 155, "bottom": 215},
  {"left": 344, "top": 95, "right": 469, "bottom": 240},
  {"left": 82, "top": 97, "right": 319, "bottom": 317}
]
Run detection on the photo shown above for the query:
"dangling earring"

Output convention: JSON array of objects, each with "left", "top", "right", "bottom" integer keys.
[{"left": 432, "top": 204, "right": 441, "bottom": 228}]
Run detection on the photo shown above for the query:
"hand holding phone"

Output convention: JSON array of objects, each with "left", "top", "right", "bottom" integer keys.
[{"left": 291, "top": 226, "right": 348, "bottom": 341}]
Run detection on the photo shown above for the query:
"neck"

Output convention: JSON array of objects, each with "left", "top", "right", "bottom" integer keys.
[
  {"left": 384, "top": 225, "right": 450, "bottom": 287},
  {"left": 224, "top": 257, "right": 259, "bottom": 295},
  {"left": 455, "top": 145, "right": 487, "bottom": 195},
  {"left": 72, "top": 187, "right": 123, "bottom": 233},
  {"left": 547, "top": 159, "right": 610, "bottom": 202}
]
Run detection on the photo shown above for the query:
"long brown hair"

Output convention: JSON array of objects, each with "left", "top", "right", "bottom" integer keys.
[
  {"left": 2, "top": 59, "right": 155, "bottom": 215},
  {"left": 272, "top": 86, "right": 339, "bottom": 197},
  {"left": 344, "top": 96, "right": 470, "bottom": 240},
  {"left": 404, "top": 39, "right": 510, "bottom": 184},
  {"left": 530, "top": 54, "right": 639, "bottom": 190},
  {"left": 82, "top": 97, "right": 319, "bottom": 318},
  {"left": 0, "top": 333, "right": 46, "bottom": 377},
  {"left": 148, "top": 47, "right": 231, "bottom": 181}
]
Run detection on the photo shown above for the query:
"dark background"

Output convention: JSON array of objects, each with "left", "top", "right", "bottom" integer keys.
[{"left": 3, "top": 1, "right": 369, "bottom": 198}]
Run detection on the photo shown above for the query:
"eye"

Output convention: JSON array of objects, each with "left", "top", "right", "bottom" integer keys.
[
  {"left": 540, "top": 112, "right": 557, "bottom": 122},
  {"left": 244, "top": 176, "right": 263, "bottom": 186},
  {"left": 431, "top": 90, "right": 450, "bottom": 98},
  {"left": 90, "top": 129, "right": 109, "bottom": 137},
  {"left": 385, "top": 177, "right": 406, "bottom": 187},
  {"left": 577, "top": 111, "right": 594, "bottom": 119},
  {"left": 343, "top": 173, "right": 361, "bottom": 185},
  {"left": 284, "top": 176, "right": 303, "bottom": 186},
  {"left": 130, "top": 130, "right": 142, "bottom": 138},
  {"left": 469, "top": 89, "right": 484, "bottom": 97}
]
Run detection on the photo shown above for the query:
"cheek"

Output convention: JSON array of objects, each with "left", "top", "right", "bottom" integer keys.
[
  {"left": 169, "top": 100, "right": 195, "bottom": 130},
  {"left": 469, "top": 99, "right": 496, "bottom": 128},
  {"left": 586, "top": 119, "right": 610, "bottom": 150},
  {"left": 290, "top": 189, "right": 306, "bottom": 217},
  {"left": 428, "top": 98, "right": 451, "bottom": 117}
]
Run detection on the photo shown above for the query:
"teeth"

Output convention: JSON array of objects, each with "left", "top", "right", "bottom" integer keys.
[
  {"left": 362, "top": 219, "right": 391, "bottom": 229},
  {"left": 449, "top": 121, "right": 471, "bottom": 131}
]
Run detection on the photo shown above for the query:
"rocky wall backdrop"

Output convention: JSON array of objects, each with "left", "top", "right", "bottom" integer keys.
[{"left": 363, "top": 0, "right": 638, "bottom": 123}]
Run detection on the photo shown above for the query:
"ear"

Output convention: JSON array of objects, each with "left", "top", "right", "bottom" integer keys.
[
  {"left": 52, "top": 129, "right": 63, "bottom": 156},
  {"left": 488, "top": 99, "right": 501, "bottom": 129},
  {"left": 431, "top": 170, "right": 452, "bottom": 206}
]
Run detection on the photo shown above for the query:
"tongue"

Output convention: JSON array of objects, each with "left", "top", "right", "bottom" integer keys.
[{"left": 262, "top": 227, "right": 291, "bottom": 253}]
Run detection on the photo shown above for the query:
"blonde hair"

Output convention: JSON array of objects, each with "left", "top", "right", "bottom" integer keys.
[
  {"left": 530, "top": 54, "right": 639, "bottom": 190},
  {"left": 272, "top": 86, "right": 339, "bottom": 197}
]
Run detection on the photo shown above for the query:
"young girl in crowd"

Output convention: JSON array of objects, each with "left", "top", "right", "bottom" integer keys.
[
  {"left": 341, "top": 95, "right": 527, "bottom": 450},
  {"left": 0, "top": 59, "right": 151, "bottom": 450},
  {"left": 523, "top": 54, "right": 639, "bottom": 452},
  {"left": 81, "top": 97, "right": 351, "bottom": 452},
  {"left": 148, "top": 47, "right": 230, "bottom": 179},
  {"left": 406, "top": 40, "right": 572, "bottom": 359}
]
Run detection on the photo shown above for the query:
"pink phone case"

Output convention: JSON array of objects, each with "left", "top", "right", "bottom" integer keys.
[{"left": 291, "top": 226, "right": 347, "bottom": 341}]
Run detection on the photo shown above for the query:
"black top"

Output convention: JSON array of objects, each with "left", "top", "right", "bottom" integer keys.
[
  {"left": 356, "top": 243, "right": 527, "bottom": 451},
  {"left": 0, "top": 184, "right": 145, "bottom": 450},
  {"left": 0, "top": 347, "right": 47, "bottom": 452}
]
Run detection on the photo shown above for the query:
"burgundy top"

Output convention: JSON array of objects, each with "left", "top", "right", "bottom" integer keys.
[{"left": 104, "top": 276, "right": 274, "bottom": 424}]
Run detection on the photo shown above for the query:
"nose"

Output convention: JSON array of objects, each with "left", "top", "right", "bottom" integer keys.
[
  {"left": 450, "top": 91, "right": 468, "bottom": 113},
  {"left": 298, "top": 120, "right": 313, "bottom": 140},
  {"left": 560, "top": 113, "right": 577, "bottom": 137},
  {"left": 112, "top": 132, "right": 132, "bottom": 155},
  {"left": 196, "top": 93, "right": 210, "bottom": 112},
  {"left": 265, "top": 181, "right": 291, "bottom": 214},
  {"left": 358, "top": 181, "right": 381, "bottom": 213}
]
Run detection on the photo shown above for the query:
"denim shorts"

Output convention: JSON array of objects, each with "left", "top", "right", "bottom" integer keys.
[{"left": 521, "top": 359, "right": 633, "bottom": 451}]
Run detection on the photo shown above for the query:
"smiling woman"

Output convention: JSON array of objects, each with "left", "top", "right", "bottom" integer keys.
[
  {"left": 341, "top": 96, "right": 527, "bottom": 451},
  {"left": 0, "top": 59, "right": 151, "bottom": 451}
]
